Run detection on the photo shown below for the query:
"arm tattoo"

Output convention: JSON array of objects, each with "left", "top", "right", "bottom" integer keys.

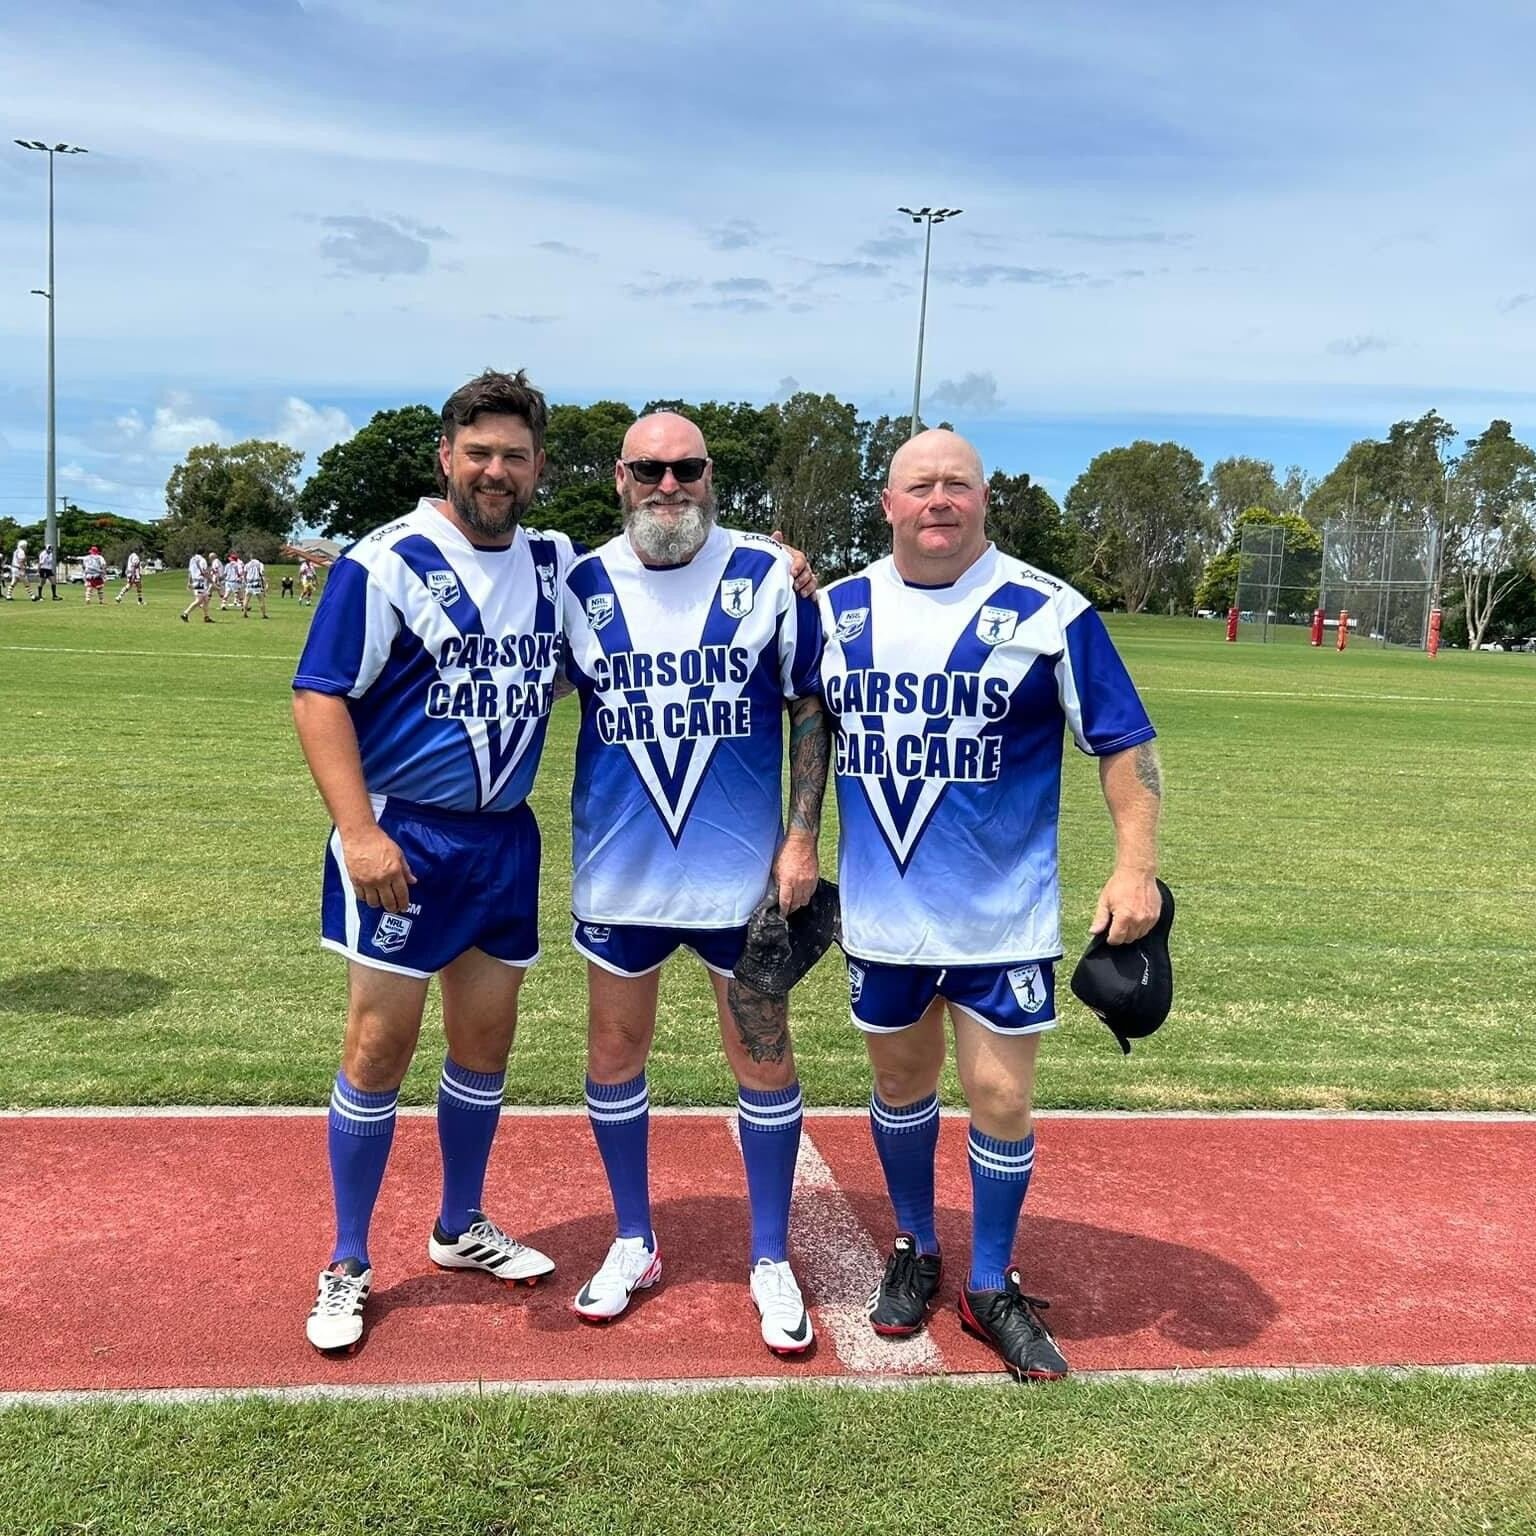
[
  {"left": 726, "top": 979, "right": 790, "bottom": 1064},
  {"left": 787, "top": 695, "right": 829, "bottom": 837},
  {"left": 1133, "top": 742, "right": 1163, "bottom": 798}
]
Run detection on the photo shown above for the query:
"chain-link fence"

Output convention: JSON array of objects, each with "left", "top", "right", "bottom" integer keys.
[
  {"left": 1319, "top": 521, "right": 1439, "bottom": 648},
  {"left": 1233, "top": 525, "right": 1322, "bottom": 640}
]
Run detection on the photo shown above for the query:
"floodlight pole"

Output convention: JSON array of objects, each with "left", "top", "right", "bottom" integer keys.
[
  {"left": 897, "top": 206, "right": 962, "bottom": 438},
  {"left": 15, "top": 140, "right": 88, "bottom": 561}
]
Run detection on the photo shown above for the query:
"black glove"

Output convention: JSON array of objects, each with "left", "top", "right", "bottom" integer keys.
[{"left": 733, "top": 879, "right": 842, "bottom": 997}]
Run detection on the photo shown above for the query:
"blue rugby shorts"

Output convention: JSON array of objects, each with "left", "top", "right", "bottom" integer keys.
[
  {"left": 321, "top": 796, "right": 540, "bottom": 978},
  {"left": 571, "top": 919, "right": 749, "bottom": 979},
  {"left": 846, "top": 955, "right": 1058, "bottom": 1036}
]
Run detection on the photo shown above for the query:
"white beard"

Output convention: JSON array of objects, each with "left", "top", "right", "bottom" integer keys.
[{"left": 627, "top": 498, "right": 713, "bottom": 564}]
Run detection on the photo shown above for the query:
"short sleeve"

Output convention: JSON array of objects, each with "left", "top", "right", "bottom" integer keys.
[
  {"left": 779, "top": 589, "right": 824, "bottom": 700},
  {"left": 1055, "top": 607, "right": 1156, "bottom": 756},
  {"left": 292, "top": 556, "right": 399, "bottom": 698}
]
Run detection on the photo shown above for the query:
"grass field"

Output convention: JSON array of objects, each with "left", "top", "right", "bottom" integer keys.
[
  {"left": 3, "top": 568, "right": 1534, "bottom": 1536},
  {"left": 1, "top": 570, "right": 1532, "bottom": 1111}
]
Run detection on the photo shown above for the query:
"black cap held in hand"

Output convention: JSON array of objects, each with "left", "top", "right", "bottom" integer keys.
[{"left": 1069, "top": 880, "right": 1175, "bottom": 1054}]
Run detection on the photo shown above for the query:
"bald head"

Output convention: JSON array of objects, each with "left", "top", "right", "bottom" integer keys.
[
  {"left": 887, "top": 428, "right": 985, "bottom": 490},
  {"left": 622, "top": 411, "right": 708, "bottom": 461}
]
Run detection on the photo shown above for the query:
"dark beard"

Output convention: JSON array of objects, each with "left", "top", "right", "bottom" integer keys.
[{"left": 448, "top": 481, "right": 530, "bottom": 538}]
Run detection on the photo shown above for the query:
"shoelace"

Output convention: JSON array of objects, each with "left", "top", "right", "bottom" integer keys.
[
  {"left": 755, "top": 1263, "right": 803, "bottom": 1313},
  {"left": 598, "top": 1239, "right": 654, "bottom": 1284},
  {"left": 315, "top": 1271, "right": 365, "bottom": 1316},
  {"left": 464, "top": 1217, "right": 521, "bottom": 1254},
  {"left": 881, "top": 1245, "right": 924, "bottom": 1301}
]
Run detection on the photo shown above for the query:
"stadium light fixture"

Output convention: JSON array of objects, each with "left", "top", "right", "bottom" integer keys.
[
  {"left": 14, "top": 139, "right": 89, "bottom": 560},
  {"left": 896, "top": 207, "right": 963, "bottom": 437}
]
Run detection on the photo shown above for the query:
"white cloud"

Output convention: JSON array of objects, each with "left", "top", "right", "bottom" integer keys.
[
  {"left": 274, "top": 397, "right": 356, "bottom": 457},
  {"left": 113, "top": 396, "right": 233, "bottom": 455},
  {"left": 926, "top": 371, "right": 1002, "bottom": 414}
]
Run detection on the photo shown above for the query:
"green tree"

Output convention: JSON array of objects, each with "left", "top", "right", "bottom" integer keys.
[
  {"left": 297, "top": 405, "right": 439, "bottom": 542},
  {"left": 1065, "top": 441, "right": 1212, "bottom": 613},
  {"left": 636, "top": 398, "right": 781, "bottom": 532},
  {"left": 161, "top": 518, "right": 223, "bottom": 569},
  {"left": 766, "top": 392, "right": 863, "bottom": 577},
  {"left": 542, "top": 401, "right": 638, "bottom": 499},
  {"left": 164, "top": 440, "right": 303, "bottom": 546},
  {"left": 1207, "top": 456, "right": 1283, "bottom": 545},
  {"left": 539, "top": 483, "right": 623, "bottom": 548},
  {"left": 987, "top": 471, "right": 1071, "bottom": 575},
  {"left": 1444, "top": 419, "right": 1536, "bottom": 651}
]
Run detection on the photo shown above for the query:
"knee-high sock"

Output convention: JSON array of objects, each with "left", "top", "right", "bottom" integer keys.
[
  {"left": 967, "top": 1125, "right": 1035, "bottom": 1293},
  {"left": 436, "top": 1058, "right": 505, "bottom": 1237},
  {"left": 869, "top": 1090, "right": 940, "bottom": 1254},
  {"left": 586, "top": 1073, "right": 652, "bottom": 1245},
  {"left": 327, "top": 1073, "right": 398, "bottom": 1268},
  {"left": 738, "top": 1082, "right": 803, "bottom": 1265}
]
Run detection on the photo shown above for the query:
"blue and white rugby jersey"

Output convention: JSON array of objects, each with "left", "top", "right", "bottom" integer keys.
[
  {"left": 563, "top": 526, "right": 823, "bottom": 927},
  {"left": 818, "top": 546, "right": 1155, "bottom": 966},
  {"left": 293, "top": 498, "right": 575, "bottom": 813}
]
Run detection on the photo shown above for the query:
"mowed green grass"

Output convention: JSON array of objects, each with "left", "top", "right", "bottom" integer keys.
[
  {"left": 0, "top": 573, "right": 1533, "bottom": 1110},
  {"left": 4, "top": 1373, "right": 1534, "bottom": 1536}
]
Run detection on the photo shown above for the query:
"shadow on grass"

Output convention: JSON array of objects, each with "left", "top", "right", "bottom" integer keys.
[{"left": 0, "top": 966, "right": 173, "bottom": 1019}]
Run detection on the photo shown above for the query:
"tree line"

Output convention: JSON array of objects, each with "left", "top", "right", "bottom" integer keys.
[{"left": 24, "top": 394, "right": 1531, "bottom": 648}]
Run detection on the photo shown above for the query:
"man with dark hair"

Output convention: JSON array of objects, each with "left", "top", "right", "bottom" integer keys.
[{"left": 292, "top": 368, "right": 575, "bottom": 1353}]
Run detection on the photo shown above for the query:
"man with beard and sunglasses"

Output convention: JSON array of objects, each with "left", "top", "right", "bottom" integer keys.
[
  {"left": 562, "top": 412, "right": 831, "bottom": 1357},
  {"left": 291, "top": 369, "right": 576, "bottom": 1353}
]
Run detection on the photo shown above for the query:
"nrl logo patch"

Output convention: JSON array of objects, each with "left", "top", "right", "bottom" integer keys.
[
  {"left": 848, "top": 962, "right": 866, "bottom": 1005},
  {"left": 586, "top": 593, "right": 615, "bottom": 632},
  {"left": 977, "top": 604, "right": 1018, "bottom": 646},
  {"left": 835, "top": 607, "right": 869, "bottom": 643},
  {"left": 581, "top": 924, "right": 611, "bottom": 945},
  {"left": 425, "top": 569, "right": 461, "bottom": 607},
  {"left": 1007, "top": 963, "right": 1047, "bottom": 1014},
  {"left": 536, "top": 563, "right": 557, "bottom": 604},
  {"left": 372, "top": 912, "right": 414, "bottom": 954},
  {"left": 720, "top": 577, "right": 754, "bottom": 618}
]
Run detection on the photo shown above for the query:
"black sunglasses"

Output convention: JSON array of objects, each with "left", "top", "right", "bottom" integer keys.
[{"left": 621, "top": 457, "right": 709, "bottom": 485}]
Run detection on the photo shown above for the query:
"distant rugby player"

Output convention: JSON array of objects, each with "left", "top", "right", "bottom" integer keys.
[
  {"left": 221, "top": 551, "right": 243, "bottom": 610},
  {"left": 818, "top": 429, "right": 1162, "bottom": 1382},
  {"left": 292, "top": 369, "right": 575, "bottom": 1353},
  {"left": 563, "top": 412, "right": 828, "bottom": 1357},
  {"left": 115, "top": 549, "right": 144, "bottom": 605},
  {"left": 81, "top": 545, "right": 107, "bottom": 604},
  {"left": 180, "top": 550, "right": 213, "bottom": 623},
  {"left": 242, "top": 553, "right": 269, "bottom": 619},
  {"left": 208, "top": 553, "right": 224, "bottom": 605},
  {"left": 5, "top": 539, "right": 30, "bottom": 601},
  {"left": 299, "top": 558, "right": 317, "bottom": 605}
]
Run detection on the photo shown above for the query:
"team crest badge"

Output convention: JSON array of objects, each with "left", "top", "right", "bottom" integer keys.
[
  {"left": 835, "top": 607, "right": 869, "bottom": 643},
  {"left": 373, "top": 913, "right": 414, "bottom": 954},
  {"left": 425, "top": 569, "right": 461, "bottom": 607},
  {"left": 586, "top": 593, "right": 615, "bottom": 632},
  {"left": 977, "top": 604, "right": 1018, "bottom": 646},
  {"left": 848, "top": 962, "right": 866, "bottom": 1006},
  {"left": 720, "top": 578, "right": 754, "bottom": 618},
  {"left": 1007, "top": 963, "right": 1047, "bottom": 1014},
  {"left": 536, "top": 563, "right": 557, "bottom": 604}
]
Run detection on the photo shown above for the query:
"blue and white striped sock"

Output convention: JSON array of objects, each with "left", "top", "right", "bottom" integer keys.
[
  {"left": 869, "top": 1090, "right": 941, "bottom": 1254},
  {"left": 586, "top": 1073, "right": 652, "bottom": 1245},
  {"left": 327, "top": 1072, "right": 398, "bottom": 1268},
  {"left": 738, "top": 1082, "right": 803, "bottom": 1265},
  {"left": 967, "top": 1126, "right": 1035, "bottom": 1293},
  {"left": 436, "top": 1058, "right": 505, "bottom": 1238}
]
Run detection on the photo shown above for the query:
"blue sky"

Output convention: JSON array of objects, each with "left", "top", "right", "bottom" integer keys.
[{"left": 3, "top": 0, "right": 1535, "bottom": 523}]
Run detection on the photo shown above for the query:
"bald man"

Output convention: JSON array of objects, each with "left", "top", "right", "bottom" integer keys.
[
  {"left": 816, "top": 429, "right": 1163, "bottom": 1382},
  {"left": 561, "top": 411, "right": 830, "bottom": 1357}
]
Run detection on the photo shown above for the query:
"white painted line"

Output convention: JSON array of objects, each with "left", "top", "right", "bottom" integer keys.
[
  {"left": 0, "top": 644, "right": 290, "bottom": 662},
  {"left": 2, "top": 1106, "right": 1533, "bottom": 1123},
  {"left": 2, "top": 1361, "right": 1529, "bottom": 1412}
]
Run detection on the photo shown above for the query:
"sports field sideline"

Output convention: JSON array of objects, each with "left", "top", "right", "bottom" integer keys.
[{"left": 1, "top": 574, "right": 1534, "bottom": 1534}]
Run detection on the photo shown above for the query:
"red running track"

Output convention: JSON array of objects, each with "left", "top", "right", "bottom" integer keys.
[{"left": 1, "top": 1112, "right": 1532, "bottom": 1394}]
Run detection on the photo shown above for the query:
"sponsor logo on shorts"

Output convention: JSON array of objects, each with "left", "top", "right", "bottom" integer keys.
[
  {"left": 581, "top": 924, "right": 611, "bottom": 945},
  {"left": 426, "top": 569, "right": 461, "bottom": 607},
  {"left": 1007, "top": 963, "right": 1047, "bottom": 1014},
  {"left": 373, "top": 912, "right": 414, "bottom": 953},
  {"left": 848, "top": 961, "right": 866, "bottom": 1006},
  {"left": 719, "top": 577, "right": 754, "bottom": 618},
  {"left": 977, "top": 605, "right": 1019, "bottom": 646},
  {"left": 835, "top": 607, "right": 869, "bottom": 643},
  {"left": 586, "top": 594, "right": 614, "bottom": 632}
]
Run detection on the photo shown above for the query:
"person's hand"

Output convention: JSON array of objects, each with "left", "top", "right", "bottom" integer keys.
[
  {"left": 1090, "top": 868, "right": 1160, "bottom": 945},
  {"left": 770, "top": 828, "right": 819, "bottom": 913},
  {"left": 770, "top": 530, "right": 818, "bottom": 598},
  {"left": 341, "top": 824, "right": 417, "bottom": 913}
]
